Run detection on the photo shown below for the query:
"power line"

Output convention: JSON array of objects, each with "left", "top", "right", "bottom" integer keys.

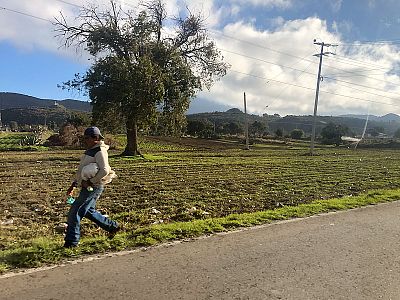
[
  {"left": 326, "top": 55, "right": 391, "bottom": 72},
  {"left": 229, "top": 69, "right": 400, "bottom": 109},
  {"left": 331, "top": 54, "right": 392, "bottom": 71},
  {"left": 338, "top": 39, "right": 400, "bottom": 46},
  {"left": 220, "top": 48, "right": 316, "bottom": 77},
  {"left": 212, "top": 29, "right": 400, "bottom": 89},
  {"left": 221, "top": 47, "right": 400, "bottom": 100},
  {"left": 325, "top": 79, "right": 400, "bottom": 102},
  {"left": 0, "top": 6, "right": 53, "bottom": 23},
  {"left": 210, "top": 29, "right": 320, "bottom": 66},
  {"left": 326, "top": 69, "right": 391, "bottom": 77},
  {"left": 267, "top": 60, "right": 315, "bottom": 108},
  {"left": 322, "top": 61, "right": 400, "bottom": 87},
  {"left": 54, "top": 0, "right": 83, "bottom": 9},
  {"left": 54, "top": 0, "right": 137, "bottom": 9},
  {"left": 324, "top": 76, "right": 400, "bottom": 98}
]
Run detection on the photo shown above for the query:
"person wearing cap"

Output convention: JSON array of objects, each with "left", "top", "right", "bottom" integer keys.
[{"left": 64, "top": 126, "right": 119, "bottom": 248}]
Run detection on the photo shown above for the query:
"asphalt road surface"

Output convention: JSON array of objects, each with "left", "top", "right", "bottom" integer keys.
[{"left": 2, "top": 201, "right": 400, "bottom": 300}]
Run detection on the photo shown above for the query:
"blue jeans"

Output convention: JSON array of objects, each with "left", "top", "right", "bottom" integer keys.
[{"left": 65, "top": 185, "right": 118, "bottom": 246}]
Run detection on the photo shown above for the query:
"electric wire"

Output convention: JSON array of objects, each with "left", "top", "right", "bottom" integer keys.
[
  {"left": 331, "top": 54, "right": 391, "bottom": 70},
  {"left": 211, "top": 29, "right": 400, "bottom": 88},
  {"left": 221, "top": 47, "right": 400, "bottom": 99},
  {"left": 325, "top": 55, "right": 391, "bottom": 72},
  {"left": 324, "top": 77, "right": 400, "bottom": 101},
  {"left": 220, "top": 48, "right": 317, "bottom": 77},
  {"left": 229, "top": 69, "right": 400, "bottom": 109},
  {"left": 338, "top": 39, "right": 400, "bottom": 46},
  {"left": 0, "top": 6, "right": 53, "bottom": 23},
  {"left": 54, "top": 0, "right": 83, "bottom": 9}
]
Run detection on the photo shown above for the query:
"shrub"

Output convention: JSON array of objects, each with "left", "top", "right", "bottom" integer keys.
[{"left": 290, "top": 129, "right": 304, "bottom": 140}]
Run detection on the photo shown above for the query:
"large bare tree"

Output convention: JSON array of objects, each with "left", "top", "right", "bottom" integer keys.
[{"left": 55, "top": 0, "right": 228, "bottom": 156}]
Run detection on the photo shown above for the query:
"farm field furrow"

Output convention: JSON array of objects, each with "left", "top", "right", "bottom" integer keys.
[{"left": 1, "top": 141, "right": 400, "bottom": 250}]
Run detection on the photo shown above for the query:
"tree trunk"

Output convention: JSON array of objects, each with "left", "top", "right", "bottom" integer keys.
[{"left": 122, "top": 119, "right": 142, "bottom": 157}]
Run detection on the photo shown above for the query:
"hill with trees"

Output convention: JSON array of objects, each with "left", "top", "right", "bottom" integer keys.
[
  {"left": 0, "top": 93, "right": 91, "bottom": 128},
  {"left": 187, "top": 109, "right": 400, "bottom": 138},
  {"left": 0, "top": 92, "right": 91, "bottom": 112}
]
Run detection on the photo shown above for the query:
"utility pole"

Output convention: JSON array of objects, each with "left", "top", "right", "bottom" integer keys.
[
  {"left": 244, "top": 92, "right": 249, "bottom": 150},
  {"left": 310, "top": 40, "right": 336, "bottom": 155}
]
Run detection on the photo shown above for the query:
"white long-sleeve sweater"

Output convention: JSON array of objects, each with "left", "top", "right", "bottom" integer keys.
[{"left": 75, "top": 141, "right": 115, "bottom": 187}]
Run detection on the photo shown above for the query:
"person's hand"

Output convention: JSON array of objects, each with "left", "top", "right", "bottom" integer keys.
[
  {"left": 66, "top": 181, "right": 77, "bottom": 195},
  {"left": 66, "top": 185, "right": 75, "bottom": 196},
  {"left": 81, "top": 180, "right": 92, "bottom": 189}
]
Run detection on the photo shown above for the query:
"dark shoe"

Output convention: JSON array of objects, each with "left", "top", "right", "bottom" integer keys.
[
  {"left": 63, "top": 242, "right": 78, "bottom": 248},
  {"left": 108, "top": 224, "right": 122, "bottom": 239}
]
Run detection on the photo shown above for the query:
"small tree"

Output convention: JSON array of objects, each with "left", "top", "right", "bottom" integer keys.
[
  {"left": 321, "top": 123, "right": 349, "bottom": 146},
  {"left": 249, "top": 121, "right": 267, "bottom": 137},
  {"left": 186, "top": 119, "right": 213, "bottom": 138},
  {"left": 9, "top": 121, "right": 18, "bottom": 132},
  {"left": 290, "top": 129, "right": 304, "bottom": 140},
  {"left": 223, "top": 121, "right": 243, "bottom": 135},
  {"left": 275, "top": 128, "right": 283, "bottom": 138}
]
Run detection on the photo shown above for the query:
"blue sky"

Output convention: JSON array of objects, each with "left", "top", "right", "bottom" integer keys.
[{"left": 1, "top": 0, "right": 400, "bottom": 116}]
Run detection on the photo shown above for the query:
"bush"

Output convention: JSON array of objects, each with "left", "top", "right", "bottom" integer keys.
[
  {"left": 45, "top": 124, "right": 85, "bottom": 148},
  {"left": 290, "top": 129, "right": 304, "bottom": 140},
  {"left": 43, "top": 134, "right": 64, "bottom": 146},
  {"left": 321, "top": 123, "right": 349, "bottom": 146},
  {"left": 275, "top": 128, "right": 283, "bottom": 138}
]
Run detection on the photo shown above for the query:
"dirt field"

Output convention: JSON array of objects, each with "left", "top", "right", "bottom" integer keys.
[{"left": 1, "top": 137, "right": 400, "bottom": 250}]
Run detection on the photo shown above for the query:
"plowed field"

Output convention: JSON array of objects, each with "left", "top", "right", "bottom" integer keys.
[{"left": 1, "top": 137, "right": 399, "bottom": 250}]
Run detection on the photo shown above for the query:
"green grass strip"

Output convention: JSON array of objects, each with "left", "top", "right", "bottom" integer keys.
[{"left": 1, "top": 188, "right": 400, "bottom": 274}]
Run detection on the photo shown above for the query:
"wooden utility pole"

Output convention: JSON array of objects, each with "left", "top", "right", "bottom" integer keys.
[
  {"left": 244, "top": 92, "right": 249, "bottom": 150},
  {"left": 310, "top": 40, "right": 336, "bottom": 155}
]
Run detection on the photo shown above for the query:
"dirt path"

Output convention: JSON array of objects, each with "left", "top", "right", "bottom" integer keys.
[{"left": 2, "top": 201, "right": 400, "bottom": 300}]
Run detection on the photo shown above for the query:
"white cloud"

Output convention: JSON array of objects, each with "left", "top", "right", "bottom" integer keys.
[
  {"left": 1, "top": 0, "right": 400, "bottom": 116},
  {"left": 269, "top": 16, "right": 285, "bottom": 27},
  {"left": 330, "top": 0, "right": 343, "bottom": 13},
  {"left": 331, "top": 20, "right": 353, "bottom": 38},
  {"left": 229, "top": 0, "right": 292, "bottom": 9},
  {"left": 200, "top": 18, "right": 400, "bottom": 117}
]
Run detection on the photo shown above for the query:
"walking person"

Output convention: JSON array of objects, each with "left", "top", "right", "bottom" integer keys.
[{"left": 64, "top": 126, "right": 119, "bottom": 248}]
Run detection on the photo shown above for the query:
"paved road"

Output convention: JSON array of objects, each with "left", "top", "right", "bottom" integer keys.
[{"left": 2, "top": 201, "right": 400, "bottom": 300}]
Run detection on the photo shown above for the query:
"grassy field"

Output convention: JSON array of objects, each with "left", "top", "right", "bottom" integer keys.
[{"left": 1, "top": 136, "right": 400, "bottom": 272}]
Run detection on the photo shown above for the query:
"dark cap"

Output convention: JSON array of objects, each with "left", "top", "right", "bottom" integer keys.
[{"left": 84, "top": 126, "right": 104, "bottom": 139}]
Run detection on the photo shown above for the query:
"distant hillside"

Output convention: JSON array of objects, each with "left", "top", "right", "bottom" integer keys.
[
  {"left": 188, "top": 109, "right": 400, "bottom": 136},
  {"left": 1, "top": 107, "right": 71, "bottom": 126},
  {"left": 339, "top": 113, "right": 400, "bottom": 122},
  {"left": 188, "top": 108, "right": 275, "bottom": 125},
  {"left": 0, "top": 92, "right": 91, "bottom": 112}
]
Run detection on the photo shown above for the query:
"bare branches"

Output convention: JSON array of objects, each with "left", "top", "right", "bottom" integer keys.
[
  {"left": 143, "top": 0, "right": 167, "bottom": 42},
  {"left": 168, "top": 11, "right": 228, "bottom": 89},
  {"left": 54, "top": 11, "right": 90, "bottom": 49},
  {"left": 54, "top": 0, "right": 125, "bottom": 55}
]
